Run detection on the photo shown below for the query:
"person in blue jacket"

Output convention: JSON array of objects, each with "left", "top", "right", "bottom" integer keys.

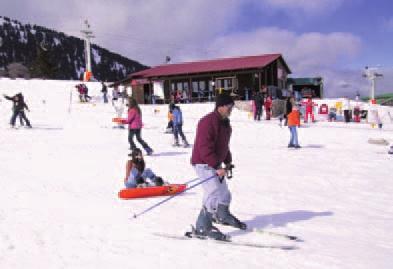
[{"left": 171, "top": 103, "right": 189, "bottom": 147}]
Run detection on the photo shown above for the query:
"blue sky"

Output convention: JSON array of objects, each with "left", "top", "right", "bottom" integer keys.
[
  {"left": 236, "top": 0, "right": 393, "bottom": 69},
  {"left": 1, "top": 0, "right": 392, "bottom": 97}
]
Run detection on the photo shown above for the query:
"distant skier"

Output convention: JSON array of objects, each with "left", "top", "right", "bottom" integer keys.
[
  {"left": 302, "top": 97, "right": 317, "bottom": 123},
  {"left": 328, "top": 107, "right": 337, "bottom": 122},
  {"left": 253, "top": 88, "right": 264, "bottom": 121},
  {"left": 3, "top": 93, "right": 32, "bottom": 128},
  {"left": 264, "top": 94, "right": 272, "bottom": 120},
  {"left": 343, "top": 97, "right": 351, "bottom": 123},
  {"left": 121, "top": 98, "right": 153, "bottom": 155},
  {"left": 171, "top": 103, "right": 189, "bottom": 147},
  {"left": 190, "top": 93, "right": 246, "bottom": 241},
  {"left": 101, "top": 82, "right": 108, "bottom": 103},
  {"left": 352, "top": 94, "right": 361, "bottom": 123},
  {"left": 287, "top": 106, "right": 301, "bottom": 148},
  {"left": 75, "top": 84, "right": 85, "bottom": 102},
  {"left": 124, "top": 148, "right": 164, "bottom": 188},
  {"left": 82, "top": 84, "right": 91, "bottom": 102}
]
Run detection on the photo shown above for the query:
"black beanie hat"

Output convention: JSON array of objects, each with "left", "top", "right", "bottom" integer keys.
[{"left": 215, "top": 93, "right": 234, "bottom": 108}]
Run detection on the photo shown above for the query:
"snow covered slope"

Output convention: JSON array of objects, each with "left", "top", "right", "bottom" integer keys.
[{"left": 0, "top": 79, "right": 392, "bottom": 268}]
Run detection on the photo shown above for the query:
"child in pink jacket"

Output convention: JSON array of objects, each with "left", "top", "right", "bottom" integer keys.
[{"left": 122, "top": 98, "right": 153, "bottom": 155}]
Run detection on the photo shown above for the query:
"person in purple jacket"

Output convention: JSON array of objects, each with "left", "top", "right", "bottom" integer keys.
[
  {"left": 122, "top": 98, "right": 153, "bottom": 155},
  {"left": 190, "top": 94, "right": 247, "bottom": 241}
]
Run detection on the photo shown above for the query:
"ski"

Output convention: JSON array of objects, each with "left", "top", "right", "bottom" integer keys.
[
  {"left": 152, "top": 232, "right": 297, "bottom": 250},
  {"left": 252, "top": 228, "right": 301, "bottom": 242}
]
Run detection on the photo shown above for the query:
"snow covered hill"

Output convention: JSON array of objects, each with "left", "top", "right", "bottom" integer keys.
[
  {"left": 0, "top": 16, "right": 147, "bottom": 81},
  {"left": 0, "top": 79, "right": 392, "bottom": 268}
]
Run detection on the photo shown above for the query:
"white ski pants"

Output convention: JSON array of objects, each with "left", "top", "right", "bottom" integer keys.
[{"left": 193, "top": 164, "right": 232, "bottom": 214}]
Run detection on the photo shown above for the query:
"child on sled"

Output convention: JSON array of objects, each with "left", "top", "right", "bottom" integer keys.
[{"left": 124, "top": 148, "right": 164, "bottom": 188}]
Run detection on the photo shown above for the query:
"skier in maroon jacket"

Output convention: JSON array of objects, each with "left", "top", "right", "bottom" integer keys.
[{"left": 190, "top": 93, "right": 247, "bottom": 241}]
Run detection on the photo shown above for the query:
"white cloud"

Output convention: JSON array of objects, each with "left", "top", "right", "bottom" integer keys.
[
  {"left": 179, "top": 27, "right": 361, "bottom": 73},
  {"left": 180, "top": 27, "right": 363, "bottom": 98}
]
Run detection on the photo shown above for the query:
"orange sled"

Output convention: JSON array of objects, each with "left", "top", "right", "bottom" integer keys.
[
  {"left": 112, "top": 117, "right": 125, "bottom": 123},
  {"left": 118, "top": 184, "right": 187, "bottom": 199}
]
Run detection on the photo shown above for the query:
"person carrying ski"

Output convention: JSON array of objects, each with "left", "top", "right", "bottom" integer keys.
[
  {"left": 171, "top": 103, "right": 189, "bottom": 147},
  {"left": 3, "top": 93, "right": 32, "bottom": 128},
  {"left": 287, "top": 106, "right": 301, "bottom": 148},
  {"left": 190, "top": 93, "right": 247, "bottom": 241},
  {"left": 121, "top": 98, "right": 153, "bottom": 155},
  {"left": 124, "top": 148, "right": 164, "bottom": 188}
]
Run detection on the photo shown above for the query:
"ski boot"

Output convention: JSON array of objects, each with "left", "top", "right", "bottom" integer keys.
[
  {"left": 213, "top": 204, "right": 247, "bottom": 230},
  {"left": 193, "top": 207, "right": 229, "bottom": 241},
  {"left": 182, "top": 140, "right": 190, "bottom": 148},
  {"left": 153, "top": 176, "right": 164, "bottom": 186},
  {"left": 145, "top": 147, "right": 153, "bottom": 156},
  {"left": 173, "top": 140, "right": 180, "bottom": 147}
]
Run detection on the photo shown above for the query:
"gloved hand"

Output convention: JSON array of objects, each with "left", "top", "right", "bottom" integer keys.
[
  {"left": 225, "top": 163, "right": 234, "bottom": 179},
  {"left": 225, "top": 163, "right": 234, "bottom": 171}
]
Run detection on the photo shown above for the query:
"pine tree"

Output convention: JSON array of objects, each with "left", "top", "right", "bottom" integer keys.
[{"left": 29, "top": 45, "right": 56, "bottom": 79}]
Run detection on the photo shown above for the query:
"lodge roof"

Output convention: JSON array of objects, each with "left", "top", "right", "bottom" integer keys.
[{"left": 128, "top": 53, "right": 290, "bottom": 79}]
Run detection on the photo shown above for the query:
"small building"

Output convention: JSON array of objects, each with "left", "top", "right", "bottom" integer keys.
[
  {"left": 112, "top": 53, "right": 291, "bottom": 104},
  {"left": 287, "top": 77, "right": 324, "bottom": 99}
]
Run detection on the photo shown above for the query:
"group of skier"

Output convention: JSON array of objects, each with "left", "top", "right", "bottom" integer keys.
[
  {"left": 75, "top": 83, "right": 91, "bottom": 102},
  {"left": 120, "top": 93, "right": 247, "bottom": 240},
  {"left": 252, "top": 86, "right": 273, "bottom": 121}
]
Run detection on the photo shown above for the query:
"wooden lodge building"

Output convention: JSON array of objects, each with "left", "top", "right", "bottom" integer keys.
[{"left": 113, "top": 53, "right": 292, "bottom": 104}]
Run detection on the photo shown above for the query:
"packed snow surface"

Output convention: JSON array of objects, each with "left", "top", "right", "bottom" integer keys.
[{"left": 0, "top": 79, "right": 392, "bottom": 268}]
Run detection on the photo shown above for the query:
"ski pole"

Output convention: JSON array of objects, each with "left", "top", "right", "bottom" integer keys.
[{"left": 132, "top": 174, "right": 217, "bottom": 219}]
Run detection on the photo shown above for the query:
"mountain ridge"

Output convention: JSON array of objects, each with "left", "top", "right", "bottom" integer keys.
[{"left": 0, "top": 16, "right": 148, "bottom": 81}]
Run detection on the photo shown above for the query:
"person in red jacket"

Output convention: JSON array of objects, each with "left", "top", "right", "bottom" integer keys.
[
  {"left": 264, "top": 95, "right": 272, "bottom": 120},
  {"left": 302, "top": 97, "right": 317, "bottom": 123},
  {"left": 190, "top": 93, "right": 246, "bottom": 241}
]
